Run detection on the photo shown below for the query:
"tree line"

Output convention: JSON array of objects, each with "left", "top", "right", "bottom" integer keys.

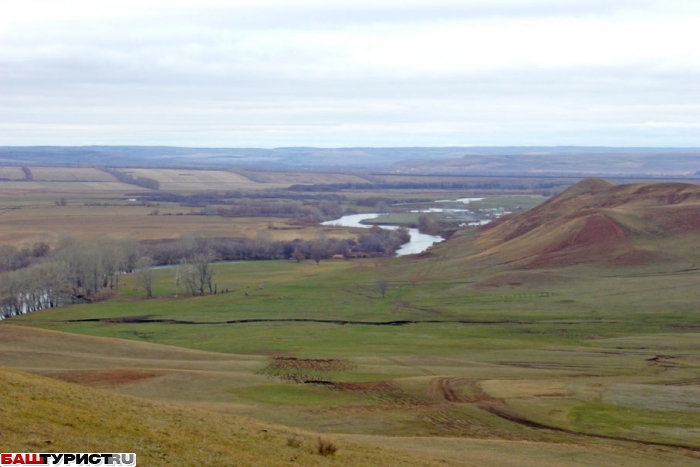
[
  {"left": 140, "top": 190, "right": 345, "bottom": 204},
  {"left": 1, "top": 237, "right": 139, "bottom": 319},
  {"left": 1, "top": 227, "right": 411, "bottom": 319},
  {"left": 286, "top": 180, "right": 568, "bottom": 193},
  {"left": 142, "top": 228, "right": 409, "bottom": 265},
  {"left": 102, "top": 168, "right": 160, "bottom": 190},
  {"left": 208, "top": 201, "right": 344, "bottom": 223},
  {"left": 1, "top": 236, "right": 215, "bottom": 318}
]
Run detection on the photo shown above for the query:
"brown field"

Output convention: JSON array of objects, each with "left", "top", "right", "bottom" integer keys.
[
  {"left": 244, "top": 170, "right": 372, "bottom": 185},
  {"left": 0, "top": 180, "right": 136, "bottom": 193},
  {"left": 0, "top": 203, "right": 358, "bottom": 246},
  {"left": 121, "top": 168, "right": 262, "bottom": 191},
  {"left": 29, "top": 167, "right": 119, "bottom": 182},
  {"left": 0, "top": 166, "right": 26, "bottom": 180},
  {"left": 0, "top": 166, "right": 412, "bottom": 246},
  {"left": 0, "top": 167, "right": 375, "bottom": 194}
]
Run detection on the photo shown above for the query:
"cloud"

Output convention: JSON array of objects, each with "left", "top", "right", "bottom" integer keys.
[{"left": 1, "top": 0, "right": 699, "bottom": 146}]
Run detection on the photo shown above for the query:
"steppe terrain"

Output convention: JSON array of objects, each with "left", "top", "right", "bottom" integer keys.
[{"left": 1, "top": 169, "right": 699, "bottom": 466}]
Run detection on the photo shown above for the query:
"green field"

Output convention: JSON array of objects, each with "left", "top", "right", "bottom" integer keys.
[{"left": 7, "top": 256, "right": 700, "bottom": 460}]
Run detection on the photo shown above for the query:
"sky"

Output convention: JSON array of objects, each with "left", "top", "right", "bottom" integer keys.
[{"left": 1, "top": 0, "right": 700, "bottom": 148}]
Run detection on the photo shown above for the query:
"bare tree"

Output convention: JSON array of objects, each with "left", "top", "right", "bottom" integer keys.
[
  {"left": 311, "top": 243, "right": 323, "bottom": 265},
  {"left": 177, "top": 231, "right": 209, "bottom": 258},
  {"left": 54, "top": 237, "right": 103, "bottom": 297},
  {"left": 183, "top": 253, "right": 215, "bottom": 296},
  {"left": 120, "top": 238, "right": 141, "bottom": 273},
  {"left": 0, "top": 261, "right": 70, "bottom": 318},
  {"left": 376, "top": 279, "right": 389, "bottom": 299},
  {"left": 173, "top": 259, "right": 186, "bottom": 298},
  {"left": 311, "top": 234, "right": 327, "bottom": 265},
  {"left": 136, "top": 256, "right": 155, "bottom": 299},
  {"left": 100, "top": 238, "right": 126, "bottom": 289},
  {"left": 292, "top": 247, "right": 305, "bottom": 263}
]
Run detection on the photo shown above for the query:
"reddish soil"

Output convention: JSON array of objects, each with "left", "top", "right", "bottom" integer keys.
[
  {"left": 46, "top": 369, "right": 167, "bottom": 387},
  {"left": 567, "top": 214, "right": 626, "bottom": 248}
]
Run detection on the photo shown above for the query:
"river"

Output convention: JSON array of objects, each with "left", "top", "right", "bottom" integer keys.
[{"left": 321, "top": 214, "right": 443, "bottom": 256}]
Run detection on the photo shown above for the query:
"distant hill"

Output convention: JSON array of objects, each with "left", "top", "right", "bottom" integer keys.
[
  {"left": 0, "top": 146, "right": 471, "bottom": 170},
  {"left": 391, "top": 148, "right": 700, "bottom": 177},
  {"left": 1, "top": 146, "right": 700, "bottom": 176},
  {"left": 436, "top": 178, "right": 700, "bottom": 272}
]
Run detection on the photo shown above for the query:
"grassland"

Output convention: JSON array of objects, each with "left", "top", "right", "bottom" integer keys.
[
  {"left": 0, "top": 201, "right": 360, "bottom": 245},
  {"left": 6, "top": 257, "right": 700, "bottom": 464},
  {"left": 0, "top": 166, "right": 373, "bottom": 193},
  {"left": 0, "top": 166, "right": 26, "bottom": 180},
  {"left": 0, "top": 166, "right": 478, "bottom": 245},
  {"left": 0, "top": 366, "right": 468, "bottom": 467},
  {"left": 2, "top": 171, "right": 699, "bottom": 465}
]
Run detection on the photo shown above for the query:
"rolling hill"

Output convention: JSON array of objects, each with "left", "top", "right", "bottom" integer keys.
[{"left": 435, "top": 178, "right": 700, "bottom": 272}]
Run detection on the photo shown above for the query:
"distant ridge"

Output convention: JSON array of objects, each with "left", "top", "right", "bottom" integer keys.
[
  {"left": 440, "top": 178, "right": 700, "bottom": 270},
  {"left": 1, "top": 146, "right": 700, "bottom": 175}
]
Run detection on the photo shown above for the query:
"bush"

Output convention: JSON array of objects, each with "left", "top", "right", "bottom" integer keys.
[
  {"left": 316, "top": 437, "right": 338, "bottom": 456},
  {"left": 286, "top": 435, "right": 303, "bottom": 448}
]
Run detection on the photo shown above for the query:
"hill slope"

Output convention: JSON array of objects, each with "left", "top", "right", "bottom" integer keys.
[
  {"left": 438, "top": 178, "right": 700, "bottom": 271},
  {"left": 0, "top": 366, "right": 459, "bottom": 467}
]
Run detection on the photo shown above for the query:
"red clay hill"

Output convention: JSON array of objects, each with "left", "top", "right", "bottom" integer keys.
[{"left": 445, "top": 178, "right": 700, "bottom": 270}]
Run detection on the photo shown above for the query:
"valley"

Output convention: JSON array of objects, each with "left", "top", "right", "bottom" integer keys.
[{"left": 1, "top": 168, "right": 699, "bottom": 466}]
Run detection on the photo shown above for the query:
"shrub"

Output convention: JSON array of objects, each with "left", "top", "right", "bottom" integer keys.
[
  {"left": 286, "top": 435, "right": 303, "bottom": 448},
  {"left": 316, "top": 437, "right": 338, "bottom": 456}
]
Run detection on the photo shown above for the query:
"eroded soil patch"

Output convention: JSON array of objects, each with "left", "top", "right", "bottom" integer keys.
[{"left": 43, "top": 369, "right": 167, "bottom": 387}]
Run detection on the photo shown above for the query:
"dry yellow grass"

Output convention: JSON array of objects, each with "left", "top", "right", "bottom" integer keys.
[
  {"left": 244, "top": 171, "right": 371, "bottom": 185},
  {"left": 122, "top": 168, "right": 263, "bottom": 191},
  {"left": 0, "top": 167, "right": 373, "bottom": 194},
  {"left": 0, "top": 166, "right": 26, "bottom": 180},
  {"left": 0, "top": 367, "right": 466, "bottom": 467},
  {"left": 0, "top": 181, "right": 136, "bottom": 193},
  {"left": 340, "top": 434, "right": 698, "bottom": 467},
  {"left": 28, "top": 167, "right": 119, "bottom": 182},
  {"left": 0, "top": 202, "right": 357, "bottom": 245}
]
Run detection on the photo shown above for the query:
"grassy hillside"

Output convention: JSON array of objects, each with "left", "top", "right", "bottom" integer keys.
[
  {"left": 2, "top": 330, "right": 698, "bottom": 467},
  {"left": 0, "top": 366, "right": 466, "bottom": 467},
  {"left": 6, "top": 256, "right": 700, "bottom": 457},
  {"left": 426, "top": 178, "right": 700, "bottom": 274}
]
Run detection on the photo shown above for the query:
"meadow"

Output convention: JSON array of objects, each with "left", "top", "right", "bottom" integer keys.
[
  {"left": 2, "top": 168, "right": 699, "bottom": 465},
  {"left": 7, "top": 255, "right": 700, "bottom": 463}
]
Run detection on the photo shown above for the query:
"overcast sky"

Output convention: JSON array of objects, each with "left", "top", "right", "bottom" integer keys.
[{"left": 1, "top": 0, "right": 699, "bottom": 147}]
